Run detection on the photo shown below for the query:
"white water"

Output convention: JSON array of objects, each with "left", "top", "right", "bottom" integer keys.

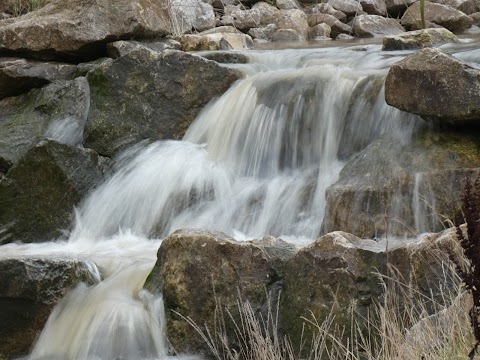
[{"left": 3, "top": 41, "right": 480, "bottom": 360}]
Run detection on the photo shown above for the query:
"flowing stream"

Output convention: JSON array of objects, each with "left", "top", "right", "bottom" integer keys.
[{"left": 2, "top": 39, "right": 480, "bottom": 359}]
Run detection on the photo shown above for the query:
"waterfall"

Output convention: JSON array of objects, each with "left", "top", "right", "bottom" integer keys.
[{"left": 3, "top": 42, "right": 465, "bottom": 359}]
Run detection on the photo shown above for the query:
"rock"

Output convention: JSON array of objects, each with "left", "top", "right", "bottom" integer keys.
[
  {"left": 386, "top": 0, "right": 416, "bottom": 16},
  {"left": 308, "top": 3, "right": 348, "bottom": 22},
  {"left": 308, "top": 23, "right": 332, "bottom": 39},
  {"left": 352, "top": 14, "right": 405, "bottom": 37},
  {"left": 199, "top": 51, "right": 249, "bottom": 64},
  {"left": 0, "top": 258, "right": 97, "bottom": 360},
  {"left": 0, "top": 0, "right": 171, "bottom": 61},
  {"left": 75, "top": 58, "right": 112, "bottom": 77},
  {"left": 0, "top": 77, "right": 90, "bottom": 166},
  {"left": 168, "top": 0, "right": 216, "bottom": 33},
  {"left": 385, "top": 48, "right": 480, "bottom": 125},
  {"left": 401, "top": 1, "right": 473, "bottom": 32},
  {"left": 252, "top": 1, "right": 280, "bottom": 25},
  {"left": 273, "top": 9, "right": 310, "bottom": 38},
  {"left": 382, "top": 28, "right": 459, "bottom": 50},
  {"left": 198, "top": 25, "right": 243, "bottom": 35},
  {"left": 271, "top": 28, "right": 306, "bottom": 41},
  {"left": 227, "top": 7, "right": 262, "bottom": 31},
  {"left": 336, "top": 33, "right": 356, "bottom": 39},
  {"left": 84, "top": 48, "right": 241, "bottom": 158},
  {"left": 308, "top": 13, "right": 353, "bottom": 37},
  {"left": 323, "top": 133, "right": 480, "bottom": 238},
  {"left": 328, "top": 0, "right": 363, "bottom": 16},
  {"left": 470, "top": 11, "right": 480, "bottom": 25},
  {"left": 276, "top": 0, "right": 302, "bottom": 10},
  {"left": 281, "top": 229, "right": 459, "bottom": 352},
  {"left": 179, "top": 32, "right": 254, "bottom": 51},
  {"left": 361, "top": 0, "right": 388, "bottom": 15},
  {"left": 0, "top": 0, "right": 14, "bottom": 14},
  {"left": 248, "top": 24, "right": 278, "bottom": 40},
  {"left": 436, "top": 0, "right": 477, "bottom": 15},
  {"left": 0, "top": 58, "right": 77, "bottom": 100},
  {"left": 0, "top": 12, "right": 12, "bottom": 20},
  {"left": 106, "top": 39, "right": 181, "bottom": 59},
  {"left": 144, "top": 229, "right": 296, "bottom": 355},
  {"left": 0, "top": 140, "right": 112, "bottom": 244}
]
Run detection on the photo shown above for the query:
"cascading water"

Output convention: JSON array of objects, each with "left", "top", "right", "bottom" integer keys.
[{"left": 3, "top": 41, "right": 479, "bottom": 359}]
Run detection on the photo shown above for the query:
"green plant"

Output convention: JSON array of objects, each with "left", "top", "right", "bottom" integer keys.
[
  {"left": 11, "top": 0, "right": 50, "bottom": 17},
  {"left": 420, "top": 0, "right": 426, "bottom": 29}
]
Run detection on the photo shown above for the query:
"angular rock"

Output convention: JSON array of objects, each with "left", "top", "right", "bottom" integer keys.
[
  {"left": 199, "top": 25, "right": 243, "bottom": 35},
  {"left": 84, "top": 48, "right": 241, "bottom": 157},
  {"left": 471, "top": 11, "right": 480, "bottom": 25},
  {"left": 383, "top": 28, "right": 459, "bottom": 50},
  {"left": 308, "top": 23, "right": 332, "bottom": 39},
  {"left": 248, "top": 24, "right": 278, "bottom": 40},
  {"left": 0, "top": 77, "right": 90, "bottom": 166},
  {"left": 352, "top": 14, "right": 405, "bottom": 37},
  {"left": 252, "top": 1, "right": 280, "bottom": 25},
  {"left": 276, "top": 0, "right": 302, "bottom": 10},
  {"left": 168, "top": 0, "right": 216, "bottom": 34},
  {"left": 106, "top": 39, "right": 181, "bottom": 59},
  {"left": 401, "top": 1, "right": 473, "bottom": 32},
  {"left": 179, "top": 33, "right": 253, "bottom": 51},
  {"left": 0, "top": 258, "right": 97, "bottom": 360},
  {"left": 308, "top": 3, "right": 348, "bottom": 22},
  {"left": 361, "top": 0, "right": 388, "bottom": 15},
  {"left": 0, "top": 58, "right": 77, "bottom": 100},
  {"left": 386, "top": 0, "right": 416, "bottom": 16},
  {"left": 385, "top": 48, "right": 480, "bottom": 124},
  {"left": 0, "top": 140, "right": 112, "bottom": 244},
  {"left": 436, "top": 0, "right": 477, "bottom": 15},
  {"left": 328, "top": 0, "right": 363, "bottom": 16},
  {"left": 199, "top": 51, "right": 249, "bottom": 64},
  {"left": 309, "top": 13, "right": 353, "bottom": 37},
  {"left": 273, "top": 9, "right": 310, "bottom": 38},
  {"left": 271, "top": 28, "right": 306, "bottom": 41},
  {"left": 323, "top": 133, "right": 480, "bottom": 238},
  {"left": 144, "top": 229, "right": 296, "bottom": 355},
  {"left": 227, "top": 7, "right": 262, "bottom": 31},
  {"left": 0, "top": 0, "right": 171, "bottom": 61}
]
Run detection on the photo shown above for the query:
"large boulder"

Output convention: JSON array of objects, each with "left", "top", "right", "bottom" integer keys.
[
  {"left": 382, "top": 28, "right": 459, "bottom": 50},
  {"left": 252, "top": 2, "right": 280, "bottom": 26},
  {"left": 0, "top": 258, "right": 98, "bottom": 359},
  {"left": 352, "top": 14, "right": 405, "bottom": 37},
  {"left": 0, "top": 0, "right": 171, "bottom": 61},
  {"left": 0, "top": 77, "right": 90, "bottom": 167},
  {"left": 401, "top": 1, "right": 473, "bottom": 32},
  {"left": 84, "top": 48, "right": 241, "bottom": 158},
  {"left": 323, "top": 133, "right": 480, "bottom": 238},
  {"left": 436, "top": 0, "right": 477, "bottom": 15},
  {"left": 0, "top": 140, "right": 112, "bottom": 244},
  {"left": 273, "top": 9, "right": 310, "bottom": 39},
  {"left": 144, "top": 229, "right": 296, "bottom": 355},
  {"left": 0, "top": 58, "right": 77, "bottom": 100},
  {"left": 385, "top": 48, "right": 480, "bottom": 125}
]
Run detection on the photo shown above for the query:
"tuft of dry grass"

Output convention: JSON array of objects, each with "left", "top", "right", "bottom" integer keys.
[{"left": 11, "top": 0, "right": 50, "bottom": 17}]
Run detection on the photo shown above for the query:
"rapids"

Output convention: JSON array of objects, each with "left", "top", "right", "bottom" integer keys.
[{"left": 2, "top": 39, "right": 480, "bottom": 359}]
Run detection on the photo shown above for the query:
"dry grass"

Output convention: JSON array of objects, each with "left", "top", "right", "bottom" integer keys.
[
  {"left": 11, "top": 0, "right": 50, "bottom": 17},
  {"left": 183, "top": 253, "right": 475, "bottom": 360}
]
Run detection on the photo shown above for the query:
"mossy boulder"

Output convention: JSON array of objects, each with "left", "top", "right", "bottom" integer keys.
[
  {"left": 323, "top": 132, "right": 480, "bottom": 238},
  {"left": 84, "top": 48, "right": 242, "bottom": 157},
  {"left": 0, "top": 140, "right": 111, "bottom": 244},
  {"left": 0, "top": 258, "right": 98, "bottom": 360},
  {"left": 0, "top": 77, "right": 90, "bottom": 168},
  {"left": 144, "top": 229, "right": 295, "bottom": 355}
]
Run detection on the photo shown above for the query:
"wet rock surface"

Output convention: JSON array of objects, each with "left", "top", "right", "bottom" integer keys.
[
  {"left": 0, "top": 258, "right": 97, "bottom": 360},
  {"left": 383, "top": 28, "right": 459, "bottom": 50},
  {"left": 84, "top": 48, "right": 241, "bottom": 157}
]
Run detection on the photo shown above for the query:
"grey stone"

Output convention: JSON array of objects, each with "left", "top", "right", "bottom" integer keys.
[
  {"left": 248, "top": 24, "right": 278, "bottom": 39},
  {"left": 352, "top": 14, "right": 405, "bottom": 37},
  {"left": 106, "top": 39, "right": 181, "bottom": 59},
  {"left": 328, "top": 0, "right": 363, "bottom": 16},
  {"left": 271, "top": 28, "right": 306, "bottom": 41},
  {"left": 361, "top": 0, "right": 388, "bottom": 15},
  {"left": 382, "top": 28, "right": 459, "bottom": 50},
  {"left": 308, "top": 23, "right": 332, "bottom": 39},
  {"left": 273, "top": 9, "right": 310, "bottom": 38}
]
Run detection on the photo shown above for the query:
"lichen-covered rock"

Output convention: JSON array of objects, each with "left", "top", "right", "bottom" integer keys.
[
  {"left": 179, "top": 33, "right": 253, "bottom": 51},
  {"left": 401, "top": 1, "right": 473, "bottom": 32},
  {"left": 0, "top": 58, "right": 77, "bottom": 100},
  {"left": 0, "top": 140, "right": 112, "bottom": 244},
  {"left": 323, "top": 133, "right": 480, "bottom": 238},
  {"left": 383, "top": 28, "right": 459, "bottom": 50},
  {"left": 0, "top": 77, "right": 90, "bottom": 166},
  {"left": 0, "top": 0, "right": 171, "bottom": 61},
  {"left": 106, "top": 39, "right": 181, "bottom": 59},
  {"left": 352, "top": 14, "right": 405, "bottom": 37},
  {"left": 199, "top": 51, "right": 249, "bottom": 64},
  {"left": 144, "top": 229, "right": 296, "bottom": 355},
  {"left": 84, "top": 48, "right": 241, "bottom": 157},
  {"left": 0, "top": 258, "right": 97, "bottom": 360},
  {"left": 385, "top": 48, "right": 480, "bottom": 124}
]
